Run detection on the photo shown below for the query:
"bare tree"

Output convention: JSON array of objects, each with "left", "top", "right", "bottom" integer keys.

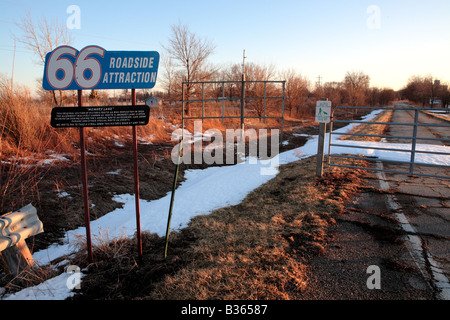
[
  {"left": 219, "top": 63, "right": 243, "bottom": 99},
  {"left": 15, "top": 12, "right": 73, "bottom": 106},
  {"left": 320, "top": 81, "right": 344, "bottom": 108},
  {"left": 402, "top": 75, "right": 439, "bottom": 107},
  {"left": 439, "top": 83, "right": 450, "bottom": 109},
  {"left": 160, "top": 55, "right": 177, "bottom": 103},
  {"left": 244, "top": 63, "right": 278, "bottom": 119},
  {"left": 163, "top": 22, "right": 216, "bottom": 115},
  {"left": 280, "top": 69, "right": 309, "bottom": 117},
  {"left": 344, "top": 71, "right": 370, "bottom": 106}
]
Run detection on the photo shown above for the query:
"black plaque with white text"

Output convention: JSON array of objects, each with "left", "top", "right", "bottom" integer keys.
[{"left": 50, "top": 105, "right": 150, "bottom": 128}]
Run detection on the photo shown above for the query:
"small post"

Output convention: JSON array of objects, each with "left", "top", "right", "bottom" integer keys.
[
  {"left": 202, "top": 82, "right": 205, "bottom": 123},
  {"left": 164, "top": 139, "right": 183, "bottom": 259},
  {"left": 0, "top": 204, "right": 43, "bottom": 276},
  {"left": 409, "top": 108, "right": 419, "bottom": 175},
  {"left": 316, "top": 122, "right": 327, "bottom": 177},
  {"left": 327, "top": 112, "right": 334, "bottom": 165},
  {"left": 280, "top": 81, "right": 285, "bottom": 144},
  {"left": 316, "top": 98, "right": 329, "bottom": 177},
  {"left": 1, "top": 240, "right": 34, "bottom": 276},
  {"left": 131, "top": 89, "right": 143, "bottom": 261},
  {"left": 222, "top": 82, "right": 225, "bottom": 123},
  {"left": 182, "top": 83, "right": 185, "bottom": 138},
  {"left": 263, "top": 82, "right": 267, "bottom": 124},
  {"left": 240, "top": 74, "right": 246, "bottom": 141},
  {"left": 78, "top": 90, "right": 93, "bottom": 263}
]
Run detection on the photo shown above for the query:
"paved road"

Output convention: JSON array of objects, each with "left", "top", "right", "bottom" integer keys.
[
  {"left": 382, "top": 103, "right": 450, "bottom": 299},
  {"left": 387, "top": 103, "right": 450, "bottom": 146},
  {"left": 302, "top": 104, "right": 449, "bottom": 300}
]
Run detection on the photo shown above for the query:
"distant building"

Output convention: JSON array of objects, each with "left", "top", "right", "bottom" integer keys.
[
  {"left": 430, "top": 97, "right": 442, "bottom": 106},
  {"left": 146, "top": 97, "right": 161, "bottom": 107}
]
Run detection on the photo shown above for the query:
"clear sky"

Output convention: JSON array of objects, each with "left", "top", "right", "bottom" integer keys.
[{"left": 1, "top": 0, "right": 450, "bottom": 95}]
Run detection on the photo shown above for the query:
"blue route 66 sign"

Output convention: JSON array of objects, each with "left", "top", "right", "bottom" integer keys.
[{"left": 43, "top": 45, "right": 159, "bottom": 91}]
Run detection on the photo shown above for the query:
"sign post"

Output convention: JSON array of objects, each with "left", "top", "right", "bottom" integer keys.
[
  {"left": 43, "top": 45, "right": 159, "bottom": 262},
  {"left": 77, "top": 90, "right": 93, "bottom": 263},
  {"left": 315, "top": 99, "right": 331, "bottom": 177},
  {"left": 131, "top": 89, "right": 143, "bottom": 260}
]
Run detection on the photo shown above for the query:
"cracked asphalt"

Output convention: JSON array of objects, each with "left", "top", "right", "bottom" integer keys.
[{"left": 302, "top": 103, "right": 449, "bottom": 300}]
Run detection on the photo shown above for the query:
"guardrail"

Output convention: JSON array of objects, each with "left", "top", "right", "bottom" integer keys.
[
  {"left": 327, "top": 105, "right": 450, "bottom": 179},
  {"left": 0, "top": 204, "right": 44, "bottom": 275}
]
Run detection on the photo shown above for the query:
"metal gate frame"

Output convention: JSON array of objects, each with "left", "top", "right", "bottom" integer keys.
[
  {"left": 181, "top": 80, "right": 286, "bottom": 141},
  {"left": 327, "top": 105, "right": 450, "bottom": 179}
]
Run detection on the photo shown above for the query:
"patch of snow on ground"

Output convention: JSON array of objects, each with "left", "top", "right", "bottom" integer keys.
[{"left": 3, "top": 109, "right": 449, "bottom": 300}]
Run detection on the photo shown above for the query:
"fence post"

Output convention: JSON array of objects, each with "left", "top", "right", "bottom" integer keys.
[
  {"left": 327, "top": 112, "right": 334, "bottom": 164},
  {"left": 263, "top": 82, "right": 267, "bottom": 124},
  {"left": 222, "top": 82, "right": 225, "bottom": 123},
  {"left": 409, "top": 108, "right": 419, "bottom": 175},
  {"left": 182, "top": 82, "right": 185, "bottom": 131},
  {"left": 202, "top": 82, "right": 205, "bottom": 123},
  {"left": 240, "top": 74, "right": 246, "bottom": 141},
  {"left": 280, "top": 81, "right": 285, "bottom": 144},
  {"left": 0, "top": 204, "right": 43, "bottom": 276},
  {"left": 316, "top": 122, "right": 327, "bottom": 177}
]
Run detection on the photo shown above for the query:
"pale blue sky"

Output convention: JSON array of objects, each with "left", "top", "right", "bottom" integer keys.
[{"left": 1, "top": 0, "right": 450, "bottom": 94}]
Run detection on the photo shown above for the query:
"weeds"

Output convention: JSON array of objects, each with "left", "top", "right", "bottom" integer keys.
[
  {"left": 63, "top": 156, "right": 369, "bottom": 300},
  {"left": 0, "top": 263, "right": 59, "bottom": 297}
]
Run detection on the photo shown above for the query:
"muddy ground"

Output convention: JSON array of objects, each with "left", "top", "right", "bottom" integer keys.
[
  {"left": 0, "top": 119, "right": 317, "bottom": 268},
  {"left": 3, "top": 111, "right": 399, "bottom": 300}
]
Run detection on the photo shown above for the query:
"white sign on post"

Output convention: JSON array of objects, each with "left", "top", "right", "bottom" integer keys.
[{"left": 315, "top": 100, "right": 332, "bottom": 123}]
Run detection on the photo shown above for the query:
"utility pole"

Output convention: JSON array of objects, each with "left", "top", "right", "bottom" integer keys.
[
  {"left": 317, "top": 75, "right": 322, "bottom": 89},
  {"left": 242, "top": 49, "right": 247, "bottom": 77},
  {"left": 240, "top": 50, "right": 247, "bottom": 140}
]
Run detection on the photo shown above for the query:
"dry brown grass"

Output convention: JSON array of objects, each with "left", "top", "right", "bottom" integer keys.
[
  {"left": 0, "top": 262, "right": 59, "bottom": 295},
  {"left": 64, "top": 156, "right": 367, "bottom": 300},
  {"left": 165, "top": 160, "right": 357, "bottom": 298},
  {"left": 147, "top": 157, "right": 368, "bottom": 300}
]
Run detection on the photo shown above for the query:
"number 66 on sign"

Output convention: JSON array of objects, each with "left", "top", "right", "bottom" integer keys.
[{"left": 42, "top": 45, "right": 159, "bottom": 91}]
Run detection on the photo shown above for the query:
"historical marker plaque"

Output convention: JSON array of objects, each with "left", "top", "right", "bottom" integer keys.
[{"left": 51, "top": 105, "right": 150, "bottom": 128}]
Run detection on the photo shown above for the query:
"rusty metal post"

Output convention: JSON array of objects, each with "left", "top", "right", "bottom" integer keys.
[
  {"left": 78, "top": 90, "right": 93, "bottom": 263},
  {"left": 131, "top": 89, "right": 143, "bottom": 260},
  {"left": 240, "top": 74, "right": 246, "bottom": 141}
]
